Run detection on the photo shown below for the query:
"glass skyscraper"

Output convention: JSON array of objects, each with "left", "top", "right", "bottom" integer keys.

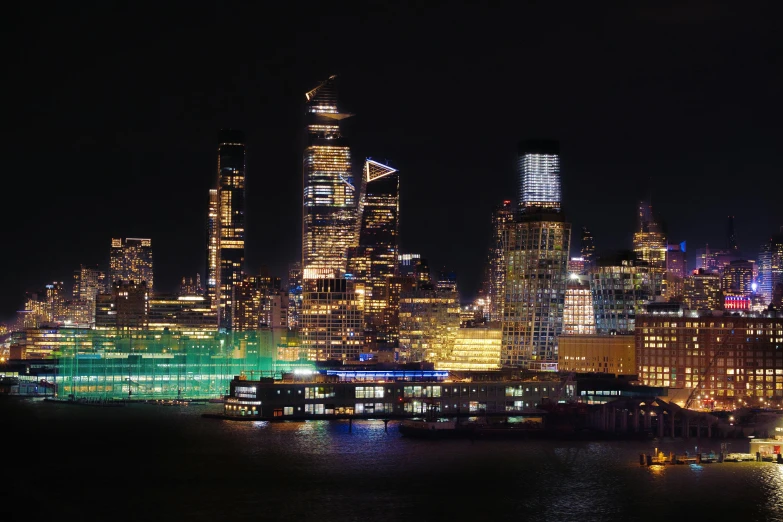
[
  {"left": 216, "top": 130, "right": 246, "bottom": 330},
  {"left": 518, "top": 139, "right": 561, "bottom": 210},
  {"left": 632, "top": 201, "right": 667, "bottom": 297},
  {"left": 347, "top": 159, "right": 400, "bottom": 348},
  {"left": 302, "top": 75, "right": 356, "bottom": 280},
  {"left": 206, "top": 188, "right": 219, "bottom": 313}
]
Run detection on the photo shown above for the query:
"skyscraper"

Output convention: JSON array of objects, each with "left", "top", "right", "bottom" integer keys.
[
  {"left": 302, "top": 75, "right": 356, "bottom": 279},
  {"left": 666, "top": 242, "right": 687, "bottom": 298},
  {"left": 73, "top": 264, "right": 107, "bottom": 326},
  {"left": 727, "top": 215, "right": 738, "bottom": 252},
  {"left": 109, "top": 238, "right": 153, "bottom": 292},
  {"left": 518, "top": 140, "right": 561, "bottom": 210},
  {"left": 299, "top": 278, "right": 363, "bottom": 362},
  {"left": 206, "top": 188, "right": 219, "bottom": 311},
  {"left": 758, "top": 229, "right": 783, "bottom": 305},
  {"left": 591, "top": 254, "right": 651, "bottom": 334},
  {"left": 632, "top": 201, "right": 667, "bottom": 297},
  {"left": 580, "top": 226, "right": 595, "bottom": 274},
  {"left": 501, "top": 139, "right": 570, "bottom": 370},
  {"left": 346, "top": 159, "right": 400, "bottom": 348},
  {"left": 501, "top": 209, "right": 571, "bottom": 369},
  {"left": 216, "top": 130, "right": 246, "bottom": 330},
  {"left": 487, "top": 200, "right": 514, "bottom": 322}
]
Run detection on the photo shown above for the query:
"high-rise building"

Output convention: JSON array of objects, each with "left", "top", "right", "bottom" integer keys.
[
  {"left": 500, "top": 208, "right": 571, "bottom": 369},
  {"left": 758, "top": 229, "right": 783, "bottom": 305},
  {"left": 683, "top": 269, "right": 723, "bottom": 311},
  {"left": 726, "top": 215, "right": 738, "bottom": 252},
  {"left": 487, "top": 201, "right": 515, "bottom": 322},
  {"left": 72, "top": 265, "right": 107, "bottom": 326},
  {"left": 591, "top": 254, "right": 651, "bottom": 334},
  {"left": 302, "top": 75, "right": 356, "bottom": 279},
  {"left": 433, "top": 327, "right": 502, "bottom": 371},
  {"left": 233, "top": 276, "right": 284, "bottom": 331},
  {"left": 518, "top": 140, "right": 561, "bottom": 210},
  {"left": 109, "top": 238, "right": 153, "bottom": 291},
  {"left": 666, "top": 242, "right": 687, "bottom": 298},
  {"left": 299, "top": 278, "right": 363, "bottom": 362},
  {"left": 398, "top": 285, "right": 460, "bottom": 363},
  {"left": 206, "top": 188, "right": 219, "bottom": 310},
  {"left": 563, "top": 274, "right": 595, "bottom": 335},
  {"left": 215, "top": 130, "right": 246, "bottom": 330},
  {"left": 722, "top": 260, "right": 754, "bottom": 297},
  {"left": 346, "top": 160, "right": 400, "bottom": 349},
  {"left": 179, "top": 275, "right": 202, "bottom": 296},
  {"left": 632, "top": 201, "right": 667, "bottom": 297},
  {"left": 95, "top": 281, "right": 150, "bottom": 330},
  {"left": 580, "top": 226, "right": 595, "bottom": 274},
  {"left": 287, "top": 262, "right": 303, "bottom": 328}
]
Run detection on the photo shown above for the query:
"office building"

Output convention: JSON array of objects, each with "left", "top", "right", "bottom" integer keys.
[
  {"left": 500, "top": 208, "right": 571, "bottom": 369},
  {"left": 299, "top": 278, "right": 363, "bottom": 362},
  {"left": 758, "top": 230, "right": 783, "bottom": 305},
  {"left": 287, "top": 263, "right": 303, "bottom": 328},
  {"left": 518, "top": 139, "right": 560, "bottom": 210},
  {"left": 234, "top": 276, "right": 285, "bottom": 331},
  {"left": 632, "top": 201, "right": 667, "bottom": 297},
  {"left": 563, "top": 274, "right": 595, "bottom": 335},
  {"left": 559, "top": 334, "right": 636, "bottom": 377},
  {"left": 434, "top": 327, "right": 502, "bottom": 371},
  {"left": 72, "top": 265, "right": 106, "bottom": 326},
  {"left": 666, "top": 242, "right": 687, "bottom": 299},
  {"left": 580, "top": 226, "right": 595, "bottom": 274},
  {"left": 109, "top": 238, "right": 153, "bottom": 291},
  {"left": 95, "top": 281, "right": 150, "bottom": 330},
  {"left": 722, "top": 260, "right": 755, "bottom": 297},
  {"left": 591, "top": 254, "right": 651, "bottom": 334},
  {"left": 347, "top": 160, "right": 400, "bottom": 349},
  {"left": 398, "top": 286, "right": 460, "bottom": 363},
  {"left": 206, "top": 188, "right": 219, "bottom": 311},
  {"left": 726, "top": 215, "right": 739, "bottom": 252},
  {"left": 636, "top": 314, "right": 783, "bottom": 408},
  {"left": 488, "top": 201, "right": 515, "bottom": 322},
  {"left": 147, "top": 294, "right": 217, "bottom": 333},
  {"left": 684, "top": 269, "right": 723, "bottom": 311},
  {"left": 302, "top": 75, "right": 356, "bottom": 279},
  {"left": 215, "top": 130, "right": 246, "bottom": 330}
]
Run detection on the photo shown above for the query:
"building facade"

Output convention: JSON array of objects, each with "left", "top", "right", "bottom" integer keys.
[
  {"left": 563, "top": 274, "right": 596, "bottom": 335},
  {"left": 398, "top": 286, "right": 460, "bottom": 364},
  {"left": 501, "top": 209, "right": 571, "bottom": 369},
  {"left": 216, "top": 130, "right": 246, "bottom": 330},
  {"left": 434, "top": 327, "right": 502, "bottom": 371},
  {"left": 299, "top": 278, "right": 363, "bottom": 362},
  {"left": 488, "top": 201, "right": 515, "bottom": 323},
  {"left": 206, "top": 188, "right": 219, "bottom": 313},
  {"left": 591, "top": 255, "right": 651, "bottom": 334},
  {"left": 684, "top": 269, "right": 723, "bottom": 311},
  {"left": 558, "top": 333, "right": 636, "bottom": 376},
  {"left": 636, "top": 314, "right": 783, "bottom": 408},
  {"left": 109, "top": 238, "right": 153, "bottom": 291},
  {"left": 633, "top": 201, "right": 667, "bottom": 297},
  {"left": 518, "top": 139, "right": 560, "bottom": 210}
]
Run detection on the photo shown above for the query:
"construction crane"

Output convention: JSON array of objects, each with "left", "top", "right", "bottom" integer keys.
[{"left": 683, "top": 329, "right": 735, "bottom": 410}]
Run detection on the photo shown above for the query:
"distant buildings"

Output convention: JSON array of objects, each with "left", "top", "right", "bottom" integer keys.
[
  {"left": 758, "top": 229, "right": 783, "bottom": 306},
  {"left": 110, "top": 238, "right": 153, "bottom": 291},
  {"left": 684, "top": 269, "right": 722, "bottom": 311},
  {"left": 666, "top": 242, "right": 687, "bottom": 298},
  {"left": 206, "top": 188, "right": 219, "bottom": 312},
  {"left": 487, "top": 201, "right": 514, "bottom": 323},
  {"left": 72, "top": 265, "right": 107, "bottom": 326},
  {"left": 632, "top": 201, "right": 667, "bottom": 297},
  {"left": 215, "top": 130, "right": 247, "bottom": 330},
  {"left": 580, "top": 226, "right": 595, "bottom": 274}
]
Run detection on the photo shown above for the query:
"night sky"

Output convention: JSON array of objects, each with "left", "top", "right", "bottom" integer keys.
[{"left": 3, "top": 2, "right": 782, "bottom": 322}]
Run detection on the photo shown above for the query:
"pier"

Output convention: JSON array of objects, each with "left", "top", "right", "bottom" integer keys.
[{"left": 586, "top": 397, "right": 719, "bottom": 438}]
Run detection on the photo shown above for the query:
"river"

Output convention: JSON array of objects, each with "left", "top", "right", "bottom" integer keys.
[{"left": 2, "top": 399, "right": 782, "bottom": 521}]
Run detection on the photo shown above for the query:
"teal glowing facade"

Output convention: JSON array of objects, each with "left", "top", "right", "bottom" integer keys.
[{"left": 15, "top": 328, "right": 312, "bottom": 400}]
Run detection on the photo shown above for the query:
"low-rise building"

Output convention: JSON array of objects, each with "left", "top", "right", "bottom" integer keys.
[{"left": 558, "top": 334, "right": 636, "bottom": 377}]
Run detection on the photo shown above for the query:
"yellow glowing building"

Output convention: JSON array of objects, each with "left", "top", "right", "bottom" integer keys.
[
  {"left": 398, "top": 287, "right": 460, "bottom": 363},
  {"left": 558, "top": 334, "right": 636, "bottom": 376},
  {"left": 564, "top": 274, "right": 595, "bottom": 335},
  {"left": 435, "top": 327, "right": 502, "bottom": 371},
  {"left": 632, "top": 201, "right": 667, "bottom": 297}
]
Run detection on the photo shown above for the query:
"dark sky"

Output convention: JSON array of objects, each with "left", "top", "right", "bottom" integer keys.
[{"left": 3, "top": 2, "right": 782, "bottom": 322}]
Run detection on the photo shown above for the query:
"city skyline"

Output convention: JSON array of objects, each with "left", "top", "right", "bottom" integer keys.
[{"left": 3, "top": 3, "right": 782, "bottom": 321}]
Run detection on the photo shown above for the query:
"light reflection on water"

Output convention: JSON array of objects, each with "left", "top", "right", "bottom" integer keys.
[{"left": 5, "top": 400, "right": 783, "bottom": 522}]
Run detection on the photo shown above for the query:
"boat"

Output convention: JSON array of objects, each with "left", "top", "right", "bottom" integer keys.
[
  {"left": 724, "top": 453, "right": 755, "bottom": 462},
  {"left": 398, "top": 418, "right": 474, "bottom": 439}
]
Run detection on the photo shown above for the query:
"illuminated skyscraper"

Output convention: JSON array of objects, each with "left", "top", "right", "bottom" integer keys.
[
  {"left": 666, "top": 242, "right": 687, "bottom": 298},
  {"left": 500, "top": 209, "right": 571, "bottom": 369},
  {"left": 580, "top": 226, "right": 595, "bottom": 273},
  {"left": 206, "top": 188, "right": 219, "bottom": 311},
  {"left": 347, "top": 159, "right": 400, "bottom": 348},
  {"left": 758, "top": 229, "right": 783, "bottom": 304},
  {"left": 300, "top": 278, "right": 363, "bottom": 362},
  {"left": 109, "top": 238, "right": 153, "bottom": 292},
  {"left": 563, "top": 274, "right": 595, "bottom": 335},
  {"left": 398, "top": 285, "right": 460, "bottom": 363},
  {"left": 487, "top": 200, "right": 514, "bottom": 322},
  {"left": 632, "top": 201, "right": 667, "bottom": 297},
  {"left": 287, "top": 262, "right": 303, "bottom": 328},
  {"left": 216, "top": 130, "right": 246, "bottom": 330},
  {"left": 302, "top": 75, "right": 356, "bottom": 279},
  {"left": 73, "top": 265, "right": 107, "bottom": 326},
  {"left": 518, "top": 140, "right": 561, "bottom": 210},
  {"left": 684, "top": 269, "right": 723, "bottom": 311},
  {"left": 591, "top": 254, "right": 651, "bottom": 334},
  {"left": 721, "top": 260, "right": 754, "bottom": 297},
  {"left": 726, "top": 215, "right": 738, "bottom": 252}
]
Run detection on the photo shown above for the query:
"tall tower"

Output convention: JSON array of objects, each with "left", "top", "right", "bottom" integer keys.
[
  {"left": 216, "top": 129, "right": 246, "bottom": 330},
  {"left": 206, "top": 188, "right": 219, "bottom": 312},
  {"left": 502, "top": 138, "right": 570, "bottom": 370},
  {"left": 727, "top": 215, "right": 738, "bottom": 252},
  {"left": 110, "top": 238, "right": 154, "bottom": 292},
  {"left": 580, "top": 226, "right": 595, "bottom": 274},
  {"left": 347, "top": 159, "right": 400, "bottom": 348},
  {"left": 488, "top": 200, "right": 515, "bottom": 322},
  {"left": 518, "top": 139, "right": 561, "bottom": 210},
  {"left": 302, "top": 75, "right": 356, "bottom": 279},
  {"left": 632, "top": 201, "right": 667, "bottom": 297}
]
